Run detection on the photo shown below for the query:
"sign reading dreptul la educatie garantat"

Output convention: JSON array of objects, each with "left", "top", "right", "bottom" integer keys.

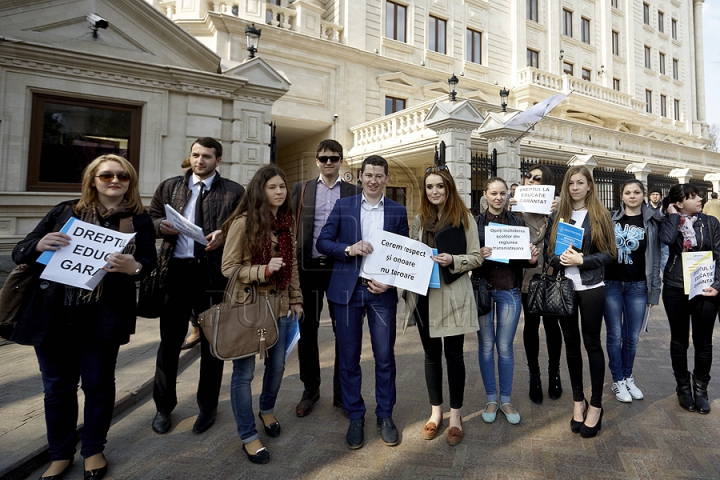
[
  {"left": 360, "top": 230, "right": 434, "bottom": 296},
  {"left": 39, "top": 219, "right": 137, "bottom": 291}
]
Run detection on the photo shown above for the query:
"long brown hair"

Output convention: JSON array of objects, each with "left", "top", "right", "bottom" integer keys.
[
  {"left": 75, "top": 155, "right": 144, "bottom": 215},
  {"left": 222, "top": 165, "right": 292, "bottom": 253},
  {"left": 420, "top": 167, "right": 470, "bottom": 229},
  {"left": 548, "top": 166, "right": 617, "bottom": 256}
]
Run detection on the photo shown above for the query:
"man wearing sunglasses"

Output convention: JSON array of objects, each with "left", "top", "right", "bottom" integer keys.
[
  {"left": 290, "top": 139, "right": 361, "bottom": 418},
  {"left": 147, "top": 137, "right": 245, "bottom": 436}
]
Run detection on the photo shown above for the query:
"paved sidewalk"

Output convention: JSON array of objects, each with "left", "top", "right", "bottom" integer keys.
[{"left": 5, "top": 300, "right": 720, "bottom": 479}]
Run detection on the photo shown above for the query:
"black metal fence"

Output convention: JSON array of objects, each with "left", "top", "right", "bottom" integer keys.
[
  {"left": 592, "top": 168, "right": 633, "bottom": 211},
  {"left": 520, "top": 158, "right": 568, "bottom": 196},
  {"left": 647, "top": 174, "right": 678, "bottom": 199},
  {"left": 470, "top": 150, "right": 496, "bottom": 215},
  {"left": 690, "top": 178, "right": 713, "bottom": 204}
]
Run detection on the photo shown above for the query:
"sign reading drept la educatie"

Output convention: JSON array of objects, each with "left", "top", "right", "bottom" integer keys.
[
  {"left": 360, "top": 230, "right": 434, "bottom": 296},
  {"left": 511, "top": 185, "right": 555, "bottom": 215}
]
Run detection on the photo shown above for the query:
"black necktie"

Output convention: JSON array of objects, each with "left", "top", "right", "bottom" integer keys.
[{"left": 194, "top": 181, "right": 206, "bottom": 259}]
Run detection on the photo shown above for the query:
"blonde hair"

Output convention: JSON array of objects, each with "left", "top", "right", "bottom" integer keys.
[
  {"left": 75, "top": 155, "right": 144, "bottom": 215},
  {"left": 548, "top": 166, "right": 617, "bottom": 256}
]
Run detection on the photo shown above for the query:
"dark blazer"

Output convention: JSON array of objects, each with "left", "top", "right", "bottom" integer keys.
[
  {"left": 11, "top": 200, "right": 157, "bottom": 346},
  {"left": 290, "top": 177, "right": 361, "bottom": 267},
  {"left": 316, "top": 194, "right": 409, "bottom": 306}
]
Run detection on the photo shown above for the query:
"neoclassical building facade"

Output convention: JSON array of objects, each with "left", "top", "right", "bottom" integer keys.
[{"left": 147, "top": 0, "right": 719, "bottom": 215}]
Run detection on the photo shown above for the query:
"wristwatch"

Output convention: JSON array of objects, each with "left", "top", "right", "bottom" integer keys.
[
  {"left": 130, "top": 263, "right": 143, "bottom": 275},
  {"left": 344, "top": 246, "right": 352, "bottom": 258}
]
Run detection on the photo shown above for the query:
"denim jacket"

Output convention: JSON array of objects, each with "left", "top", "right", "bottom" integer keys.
[
  {"left": 545, "top": 211, "right": 615, "bottom": 286},
  {"left": 659, "top": 212, "right": 720, "bottom": 292},
  {"left": 610, "top": 203, "right": 662, "bottom": 305}
]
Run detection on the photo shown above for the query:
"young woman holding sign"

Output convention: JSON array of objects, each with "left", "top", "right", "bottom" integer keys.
[
  {"left": 11, "top": 155, "right": 156, "bottom": 479},
  {"left": 660, "top": 183, "right": 720, "bottom": 414},
  {"left": 545, "top": 166, "right": 616, "bottom": 438},
  {"left": 475, "top": 177, "right": 539, "bottom": 426},
  {"left": 604, "top": 179, "right": 661, "bottom": 404},
  {"left": 403, "top": 166, "right": 482, "bottom": 445}
]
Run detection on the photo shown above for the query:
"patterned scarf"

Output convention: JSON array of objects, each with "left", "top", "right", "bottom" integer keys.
[
  {"left": 250, "top": 207, "right": 294, "bottom": 290},
  {"left": 678, "top": 213, "right": 698, "bottom": 252}
]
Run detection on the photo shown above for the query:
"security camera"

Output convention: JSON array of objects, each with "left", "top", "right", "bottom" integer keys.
[
  {"left": 86, "top": 13, "right": 108, "bottom": 30},
  {"left": 333, "top": 113, "right": 339, "bottom": 120}
]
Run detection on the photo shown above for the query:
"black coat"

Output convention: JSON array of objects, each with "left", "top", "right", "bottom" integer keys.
[
  {"left": 11, "top": 200, "right": 157, "bottom": 346},
  {"left": 660, "top": 212, "right": 720, "bottom": 291}
]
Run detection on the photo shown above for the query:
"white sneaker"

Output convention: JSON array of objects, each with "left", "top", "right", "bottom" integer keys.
[
  {"left": 624, "top": 376, "right": 644, "bottom": 400},
  {"left": 612, "top": 380, "right": 632, "bottom": 403}
]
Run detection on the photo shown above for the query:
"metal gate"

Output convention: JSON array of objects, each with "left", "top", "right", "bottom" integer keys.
[
  {"left": 690, "top": 178, "right": 713, "bottom": 204},
  {"left": 471, "top": 150, "right": 496, "bottom": 215},
  {"left": 520, "top": 158, "right": 568, "bottom": 196},
  {"left": 647, "top": 174, "right": 677, "bottom": 198},
  {"left": 593, "top": 168, "right": 633, "bottom": 211}
]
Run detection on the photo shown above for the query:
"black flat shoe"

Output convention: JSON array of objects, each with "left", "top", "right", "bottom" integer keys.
[
  {"left": 580, "top": 408, "right": 603, "bottom": 438},
  {"left": 258, "top": 412, "right": 281, "bottom": 438},
  {"left": 193, "top": 409, "right": 216, "bottom": 434},
  {"left": 38, "top": 459, "right": 73, "bottom": 479},
  {"left": 570, "top": 399, "right": 588, "bottom": 433},
  {"left": 180, "top": 337, "right": 200, "bottom": 350},
  {"left": 83, "top": 455, "right": 107, "bottom": 480},
  {"left": 242, "top": 444, "right": 270, "bottom": 464}
]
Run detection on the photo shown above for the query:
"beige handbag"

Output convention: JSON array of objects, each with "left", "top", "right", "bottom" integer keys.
[{"left": 198, "top": 267, "right": 281, "bottom": 361}]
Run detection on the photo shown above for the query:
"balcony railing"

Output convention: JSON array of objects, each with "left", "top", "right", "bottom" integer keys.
[{"left": 351, "top": 100, "right": 438, "bottom": 148}]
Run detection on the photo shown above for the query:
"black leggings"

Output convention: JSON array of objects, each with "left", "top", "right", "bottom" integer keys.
[
  {"left": 662, "top": 285, "right": 718, "bottom": 382},
  {"left": 416, "top": 295, "right": 466, "bottom": 409},
  {"left": 522, "top": 293, "right": 563, "bottom": 374},
  {"left": 558, "top": 287, "right": 606, "bottom": 408}
]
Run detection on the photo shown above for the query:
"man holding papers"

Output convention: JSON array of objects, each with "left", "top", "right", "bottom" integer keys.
[
  {"left": 317, "top": 155, "right": 408, "bottom": 449},
  {"left": 659, "top": 183, "right": 720, "bottom": 415},
  {"left": 147, "top": 137, "right": 245, "bottom": 435}
]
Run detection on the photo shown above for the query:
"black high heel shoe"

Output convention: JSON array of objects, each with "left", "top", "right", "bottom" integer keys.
[
  {"left": 580, "top": 407, "right": 603, "bottom": 438},
  {"left": 570, "top": 399, "right": 588, "bottom": 433}
]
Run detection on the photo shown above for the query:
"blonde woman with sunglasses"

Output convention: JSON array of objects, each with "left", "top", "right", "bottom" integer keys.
[{"left": 11, "top": 155, "right": 157, "bottom": 479}]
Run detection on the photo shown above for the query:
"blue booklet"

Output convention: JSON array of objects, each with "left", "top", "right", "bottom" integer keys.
[
  {"left": 284, "top": 313, "right": 300, "bottom": 361},
  {"left": 429, "top": 248, "right": 440, "bottom": 288},
  {"left": 37, "top": 217, "right": 76, "bottom": 265},
  {"left": 554, "top": 221, "right": 584, "bottom": 255}
]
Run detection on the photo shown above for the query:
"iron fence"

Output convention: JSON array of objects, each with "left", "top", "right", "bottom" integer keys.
[
  {"left": 592, "top": 168, "right": 633, "bottom": 211},
  {"left": 690, "top": 178, "right": 713, "bottom": 204},
  {"left": 470, "top": 150, "right": 496, "bottom": 215},
  {"left": 647, "top": 174, "right": 678, "bottom": 199}
]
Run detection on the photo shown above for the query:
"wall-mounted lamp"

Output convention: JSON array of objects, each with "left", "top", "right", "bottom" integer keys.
[
  {"left": 559, "top": 49, "right": 565, "bottom": 61},
  {"left": 245, "top": 23, "right": 262, "bottom": 58},
  {"left": 499, "top": 87, "right": 509, "bottom": 113},
  {"left": 448, "top": 74, "right": 459, "bottom": 102}
]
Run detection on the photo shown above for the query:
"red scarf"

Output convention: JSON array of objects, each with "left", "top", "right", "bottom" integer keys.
[{"left": 250, "top": 207, "right": 294, "bottom": 290}]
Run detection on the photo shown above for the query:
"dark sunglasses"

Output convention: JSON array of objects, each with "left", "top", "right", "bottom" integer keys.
[
  {"left": 96, "top": 172, "right": 131, "bottom": 183},
  {"left": 317, "top": 155, "right": 341, "bottom": 164},
  {"left": 523, "top": 172, "right": 542, "bottom": 182},
  {"left": 425, "top": 165, "right": 449, "bottom": 173}
]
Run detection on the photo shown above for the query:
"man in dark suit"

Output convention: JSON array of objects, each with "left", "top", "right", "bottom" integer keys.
[
  {"left": 317, "top": 155, "right": 409, "bottom": 449},
  {"left": 290, "top": 139, "right": 361, "bottom": 417}
]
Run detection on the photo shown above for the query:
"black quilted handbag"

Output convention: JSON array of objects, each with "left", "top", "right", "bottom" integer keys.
[
  {"left": 527, "top": 266, "right": 575, "bottom": 317},
  {"left": 471, "top": 276, "right": 493, "bottom": 316}
]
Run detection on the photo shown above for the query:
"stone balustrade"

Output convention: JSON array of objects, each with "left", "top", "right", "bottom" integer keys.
[
  {"left": 266, "top": 3, "right": 296, "bottom": 30},
  {"left": 320, "top": 20, "right": 343, "bottom": 42},
  {"left": 351, "top": 100, "right": 437, "bottom": 147}
]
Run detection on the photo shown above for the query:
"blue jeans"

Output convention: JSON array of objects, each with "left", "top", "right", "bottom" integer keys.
[
  {"left": 477, "top": 288, "right": 522, "bottom": 403},
  {"left": 230, "top": 314, "right": 293, "bottom": 444},
  {"left": 604, "top": 280, "right": 648, "bottom": 382}
]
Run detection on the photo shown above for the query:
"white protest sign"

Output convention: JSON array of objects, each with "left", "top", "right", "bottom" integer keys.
[
  {"left": 40, "top": 219, "right": 137, "bottom": 290},
  {"left": 484, "top": 224, "right": 531, "bottom": 260},
  {"left": 511, "top": 185, "right": 555, "bottom": 215},
  {"left": 360, "top": 230, "right": 434, "bottom": 296},
  {"left": 164, "top": 204, "right": 208, "bottom": 245},
  {"left": 684, "top": 251, "right": 715, "bottom": 299}
]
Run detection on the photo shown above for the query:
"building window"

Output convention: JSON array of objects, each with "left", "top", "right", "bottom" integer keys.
[
  {"left": 611, "top": 0, "right": 619, "bottom": 8},
  {"left": 563, "top": 9, "right": 573, "bottom": 37},
  {"left": 643, "top": 3, "right": 650, "bottom": 25},
  {"left": 385, "top": 186, "right": 406, "bottom": 206},
  {"left": 660, "top": 95, "right": 667, "bottom": 117},
  {"left": 527, "top": 48, "right": 539, "bottom": 67},
  {"left": 385, "top": 96, "right": 406, "bottom": 115},
  {"left": 28, "top": 93, "right": 141, "bottom": 192},
  {"left": 429, "top": 15, "right": 446, "bottom": 54},
  {"left": 582, "top": 68, "right": 591, "bottom": 81},
  {"left": 385, "top": 1, "right": 406, "bottom": 43},
  {"left": 659, "top": 52, "right": 666, "bottom": 75},
  {"left": 674, "top": 99, "right": 680, "bottom": 121},
  {"left": 644, "top": 45, "right": 651, "bottom": 68},
  {"left": 466, "top": 29, "right": 482, "bottom": 64},
  {"left": 672, "top": 18, "right": 677, "bottom": 39},
  {"left": 581, "top": 17, "right": 591, "bottom": 44},
  {"left": 563, "top": 61, "right": 574, "bottom": 76},
  {"left": 673, "top": 58, "right": 679, "bottom": 80},
  {"left": 613, "top": 78, "right": 621, "bottom": 91},
  {"left": 527, "top": 0, "right": 538, "bottom": 22},
  {"left": 658, "top": 11, "right": 664, "bottom": 33},
  {"left": 612, "top": 30, "right": 620, "bottom": 55},
  {"left": 645, "top": 90, "right": 652, "bottom": 113}
]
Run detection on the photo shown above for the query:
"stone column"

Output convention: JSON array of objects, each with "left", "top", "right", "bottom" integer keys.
[
  {"left": 291, "top": 0, "right": 324, "bottom": 37},
  {"left": 669, "top": 168, "right": 693, "bottom": 184},
  {"left": 568, "top": 154, "right": 598, "bottom": 174},
  {"left": 704, "top": 173, "right": 720, "bottom": 193},
  {"left": 693, "top": 0, "right": 707, "bottom": 136},
  {"left": 625, "top": 162, "right": 652, "bottom": 190},
  {"left": 424, "top": 100, "right": 485, "bottom": 206},
  {"left": 477, "top": 112, "right": 527, "bottom": 186}
]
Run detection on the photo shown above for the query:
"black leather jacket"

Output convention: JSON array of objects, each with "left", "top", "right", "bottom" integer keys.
[
  {"left": 545, "top": 211, "right": 614, "bottom": 286},
  {"left": 659, "top": 212, "right": 720, "bottom": 291}
]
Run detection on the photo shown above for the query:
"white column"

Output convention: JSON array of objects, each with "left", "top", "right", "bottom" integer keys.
[
  {"left": 693, "top": 0, "right": 708, "bottom": 135},
  {"left": 625, "top": 162, "right": 652, "bottom": 191},
  {"left": 670, "top": 168, "right": 693, "bottom": 184},
  {"left": 567, "top": 154, "right": 598, "bottom": 174}
]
